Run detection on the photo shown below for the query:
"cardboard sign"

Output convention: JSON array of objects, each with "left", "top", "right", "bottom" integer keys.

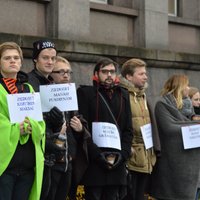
[
  {"left": 141, "top": 123, "right": 153, "bottom": 149},
  {"left": 181, "top": 124, "right": 200, "bottom": 149},
  {"left": 40, "top": 83, "right": 78, "bottom": 112},
  {"left": 7, "top": 92, "right": 43, "bottom": 123},
  {"left": 92, "top": 122, "right": 121, "bottom": 150}
]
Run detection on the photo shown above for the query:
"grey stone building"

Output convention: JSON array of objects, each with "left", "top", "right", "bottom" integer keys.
[{"left": 0, "top": 0, "right": 200, "bottom": 104}]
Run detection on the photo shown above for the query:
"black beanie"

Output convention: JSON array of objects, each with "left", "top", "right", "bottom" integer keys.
[{"left": 32, "top": 40, "right": 56, "bottom": 62}]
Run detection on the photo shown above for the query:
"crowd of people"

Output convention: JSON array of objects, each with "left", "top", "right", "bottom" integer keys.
[{"left": 0, "top": 39, "right": 200, "bottom": 200}]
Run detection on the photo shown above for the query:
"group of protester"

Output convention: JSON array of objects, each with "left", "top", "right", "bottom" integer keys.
[{"left": 0, "top": 39, "right": 200, "bottom": 200}]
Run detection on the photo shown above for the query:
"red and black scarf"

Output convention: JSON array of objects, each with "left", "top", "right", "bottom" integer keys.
[{"left": 2, "top": 78, "right": 18, "bottom": 94}]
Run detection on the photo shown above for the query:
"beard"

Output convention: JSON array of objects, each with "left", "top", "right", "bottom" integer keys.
[{"left": 100, "top": 78, "right": 115, "bottom": 89}]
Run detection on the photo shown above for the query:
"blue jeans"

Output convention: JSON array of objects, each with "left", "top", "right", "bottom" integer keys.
[{"left": 0, "top": 169, "right": 34, "bottom": 200}]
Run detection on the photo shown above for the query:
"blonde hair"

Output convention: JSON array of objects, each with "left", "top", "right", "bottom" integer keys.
[
  {"left": 161, "top": 74, "right": 189, "bottom": 109},
  {"left": 0, "top": 42, "right": 23, "bottom": 60},
  {"left": 56, "top": 56, "right": 70, "bottom": 66},
  {"left": 121, "top": 58, "right": 146, "bottom": 77}
]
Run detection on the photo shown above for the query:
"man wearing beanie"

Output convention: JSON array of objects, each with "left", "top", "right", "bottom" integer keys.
[
  {"left": 77, "top": 58, "right": 133, "bottom": 200},
  {"left": 29, "top": 40, "right": 56, "bottom": 90},
  {"left": 28, "top": 40, "right": 64, "bottom": 200}
]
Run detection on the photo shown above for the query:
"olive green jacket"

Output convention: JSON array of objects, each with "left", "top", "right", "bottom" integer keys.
[{"left": 119, "top": 76, "right": 159, "bottom": 173}]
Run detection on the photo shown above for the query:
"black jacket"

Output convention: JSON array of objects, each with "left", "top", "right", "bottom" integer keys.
[{"left": 77, "top": 84, "right": 133, "bottom": 186}]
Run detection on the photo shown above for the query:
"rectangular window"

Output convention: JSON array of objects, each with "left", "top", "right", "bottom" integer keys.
[
  {"left": 90, "top": 0, "right": 107, "bottom": 4},
  {"left": 168, "top": 0, "right": 177, "bottom": 16}
]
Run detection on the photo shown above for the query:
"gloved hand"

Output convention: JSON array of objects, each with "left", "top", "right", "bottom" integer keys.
[
  {"left": 111, "top": 152, "right": 124, "bottom": 169},
  {"left": 45, "top": 140, "right": 66, "bottom": 153},
  {"left": 96, "top": 152, "right": 112, "bottom": 170},
  {"left": 45, "top": 106, "right": 64, "bottom": 132}
]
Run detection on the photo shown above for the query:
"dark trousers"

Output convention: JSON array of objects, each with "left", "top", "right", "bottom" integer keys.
[
  {"left": 84, "top": 185, "right": 120, "bottom": 200},
  {"left": 40, "top": 165, "right": 51, "bottom": 200},
  {"left": 46, "top": 163, "right": 72, "bottom": 200},
  {"left": 0, "top": 170, "right": 34, "bottom": 200},
  {"left": 123, "top": 170, "right": 149, "bottom": 200}
]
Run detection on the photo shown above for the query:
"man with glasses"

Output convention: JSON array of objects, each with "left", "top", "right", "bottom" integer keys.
[
  {"left": 28, "top": 40, "right": 65, "bottom": 199},
  {"left": 77, "top": 58, "right": 133, "bottom": 200},
  {"left": 47, "top": 56, "right": 90, "bottom": 200}
]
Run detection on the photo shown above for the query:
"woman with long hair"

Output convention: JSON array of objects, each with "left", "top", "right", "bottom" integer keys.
[{"left": 150, "top": 74, "right": 200, "bottom": 200}]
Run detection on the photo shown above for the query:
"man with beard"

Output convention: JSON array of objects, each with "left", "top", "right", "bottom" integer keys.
[{"left": 77, "top": 58, "right": 133, "bottom": 200}]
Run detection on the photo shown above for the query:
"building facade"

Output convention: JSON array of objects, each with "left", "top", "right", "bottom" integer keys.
[{"left": 0, "top": 0, "right": 200, "bottom": 104}]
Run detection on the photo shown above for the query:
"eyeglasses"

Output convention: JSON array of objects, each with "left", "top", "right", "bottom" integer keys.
[
  {"left": 52, "top": 70, "right": 73, "bottom": 76},
  {"left": 99, "top": 69, "right": 116, "bottom": 75}
]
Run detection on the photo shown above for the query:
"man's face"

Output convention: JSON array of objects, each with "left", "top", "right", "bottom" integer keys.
[
  {"left": 126, "top": 66, "right": 147, "bottom": 89},
  {"left": 95, "top": 63, "right": 116, "bottom": 85},
  {"left": 51, "top": 61, "right": 72, "bottom": 84},
  {"left": 0, "top": 49, "right": 21, "bottom": 78},
  {"left": 34, "top": 48, "right": 57, "bottom": 78}
]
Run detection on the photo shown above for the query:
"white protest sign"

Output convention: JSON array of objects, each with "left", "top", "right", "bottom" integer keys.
[
  {"left": 7, "top": 92, "right": 43, "bottom": 123},
  {"left": 92, "top": 122, "right": 121, "bottom": 150},
  {"left": 140, "top": 123, "right": 153, "bottom": 149},
  {"left": 181, "top": 124, "right": 200, "bottom": 149},
  {"left": 39, "top": 83, "right": 78, "bottom": 112}
]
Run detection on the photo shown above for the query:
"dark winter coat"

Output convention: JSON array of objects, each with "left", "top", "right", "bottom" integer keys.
[
  {"left": 150, "top": 94, "right": 200, "bottom": 200},
  {"left": 28, "top": 69, "right": 53, "bottom": 92},
  {"left": 28, "top": 69, "right": 90, "bottom": 185},
  {"left": 77, "top": 85, "right": 133, "bottom": 186}
]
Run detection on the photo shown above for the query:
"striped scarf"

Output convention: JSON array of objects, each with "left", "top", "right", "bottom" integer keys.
[{"left": 2, "top": 78, "right": 18, "bottom": 94}]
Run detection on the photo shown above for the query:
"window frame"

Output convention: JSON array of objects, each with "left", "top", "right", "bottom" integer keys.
[
  {"left": 168, "top": 0, "right": 177, "bottom": 17},
  {"left": 90, "top": 0, "right": 107, "bottom": 4}
]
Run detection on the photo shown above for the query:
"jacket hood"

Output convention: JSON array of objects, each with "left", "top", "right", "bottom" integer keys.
[
  {"left": 0, "top": 71, "right": 28, "bottom": 83},
  {"left": 17, "top": 71, "right": 29, "bottom": 83},
  {"left": 118, "top": 75, "right": 148, "bottom": 97}
]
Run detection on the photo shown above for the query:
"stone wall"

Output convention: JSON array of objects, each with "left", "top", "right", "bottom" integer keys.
[{"left": 1, "top": 33, "right": 199, "bottom": 106}]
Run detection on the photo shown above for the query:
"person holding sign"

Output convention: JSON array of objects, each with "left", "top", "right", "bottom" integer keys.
[
  {"left": 150, "top": 74, "right": 200, "bottom": 200},
  {"left": 0, "top": 42, "right": 45, "bottom": 200},
  {"left": 77, "top": 58, "right": 133, "bottom": 200},
  {"left": 119, "top": 58, "right": 160, "bottom": 200},
  {"left": 28, "top": 40, "right": 65, "bottom": 200},
  {"left": 47, "top": 56, "right": 90, "bottom": 200}
]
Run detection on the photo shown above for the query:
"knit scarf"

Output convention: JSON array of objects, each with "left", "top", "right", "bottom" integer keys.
[{"left": 2, "top": 78, "right": 18, "bottom": 94}]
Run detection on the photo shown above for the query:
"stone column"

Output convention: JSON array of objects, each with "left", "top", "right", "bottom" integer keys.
[
  {"left": 47, "top": 0, "right": 90, "bottom": 40},
  {"left": 133, "top": 0, "right": 169, "bottom": 49}
]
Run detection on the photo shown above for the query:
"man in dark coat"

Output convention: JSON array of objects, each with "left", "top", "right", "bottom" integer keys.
[
  {"left": 77, "top": 58, "right": 133, "bottom": 200},
  {"left": 28, "top": 40, "right": 89, "bottom": 200},
  {"left": 28, "top": 40, "right": 64, "bottom": 200}
]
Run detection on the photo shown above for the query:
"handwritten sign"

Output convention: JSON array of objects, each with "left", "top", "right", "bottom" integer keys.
[
  {"left": 92, "top": 122, "right": 121, "bottom": 150},
  {"left": 7, "top": 93, "right": 43, "bottom": 123},
  {"left": 140, "top": 123, "right": 153, "bottom": 149},
  {"left": 39, "top": 83, "right": 78, "bottom": 112},
  {"left": 181, "top": 124, "right": 200, "bottom": 149}
]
